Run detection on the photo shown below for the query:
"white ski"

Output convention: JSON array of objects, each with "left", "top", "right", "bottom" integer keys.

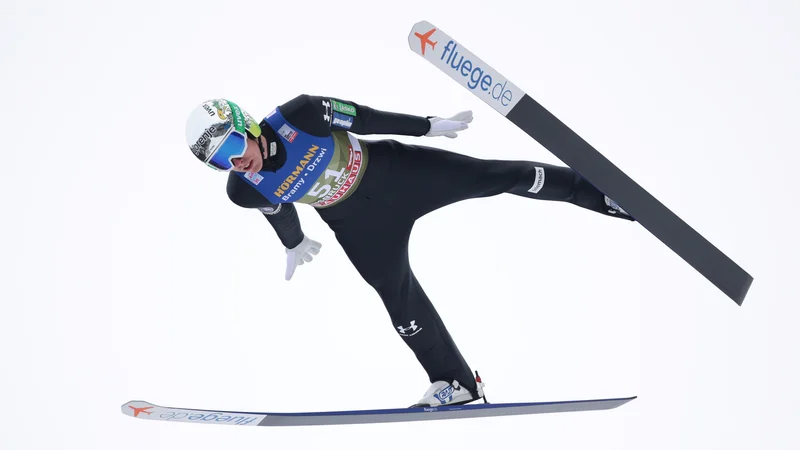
[{"left": 121, "top": 396, "right": 636, "bottom": 427}]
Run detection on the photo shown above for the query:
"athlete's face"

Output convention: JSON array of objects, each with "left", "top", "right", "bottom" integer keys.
[{"left": 230, "top": 136, "right": 264, "bottom": 173}]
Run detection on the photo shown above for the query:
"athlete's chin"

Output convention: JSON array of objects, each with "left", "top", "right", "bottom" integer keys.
[
  {"left": 249, "top": 160, "right": 263, "bottom": 173},
  {"left": 233, "top": 159, "right": 262, "bottom": 173}
]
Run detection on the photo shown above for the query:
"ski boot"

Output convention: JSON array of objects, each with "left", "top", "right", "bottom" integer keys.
[
  {"left": 604, "top": 195, "right": 634, "bottom": 221},
  {"left": 410, "top": 371, "right": 488, "bottom": 408}
]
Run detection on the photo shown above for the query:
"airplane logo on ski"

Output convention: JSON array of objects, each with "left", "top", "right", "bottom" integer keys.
[
  {"left": 413, "top": 27, "right": 437, "bottom": 55},
  {"left": 128, "top": 405, "right": 153, "bottom": 417}
]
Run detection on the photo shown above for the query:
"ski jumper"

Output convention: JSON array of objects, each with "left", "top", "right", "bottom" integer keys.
[{"left": 226, "top": 94, "right": 632, "bottom": 393}]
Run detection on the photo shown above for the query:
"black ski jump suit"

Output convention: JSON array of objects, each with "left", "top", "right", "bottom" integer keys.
[{"left": 226, "top": 94, "right": 633, "bottom": 394}]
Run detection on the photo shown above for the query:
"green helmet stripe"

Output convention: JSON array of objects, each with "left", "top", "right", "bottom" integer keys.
[{"left": 227, "top": 100, "right": 247, "bottom": 134}]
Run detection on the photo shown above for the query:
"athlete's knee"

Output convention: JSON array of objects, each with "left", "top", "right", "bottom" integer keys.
[{"left": 362, "top": 266, "right": 412, "bottom": 302}]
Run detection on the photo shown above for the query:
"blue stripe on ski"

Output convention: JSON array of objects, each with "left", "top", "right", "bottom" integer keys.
[{"left": 251, "top": 396, "right": 637, "bottom": 417}]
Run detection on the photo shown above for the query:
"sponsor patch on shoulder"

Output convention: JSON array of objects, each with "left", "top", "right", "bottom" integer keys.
[
  {"left": 332, "top": 112, "right": 353, "bottom": 129},
  {"left": 331, "top": 100, "right": 357, "bottom": 116}
]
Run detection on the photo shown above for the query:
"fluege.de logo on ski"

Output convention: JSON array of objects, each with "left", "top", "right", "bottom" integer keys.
[
  {"left": 412, "top": 26, "right": 518, "bottom": 112},
  {"left": 159, "top": 410, "right": 260, "bottom": 425},
  {"left": 439, "top": 40, "right": 514, "bottom": 106}
]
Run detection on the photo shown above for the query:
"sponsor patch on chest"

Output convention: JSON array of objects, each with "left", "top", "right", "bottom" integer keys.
[{"left": 244, "top": 171, "right": 264, "bottom": 185}]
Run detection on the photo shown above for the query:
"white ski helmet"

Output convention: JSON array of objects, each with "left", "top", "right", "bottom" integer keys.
[{"left": 185, "top": 99, "right": 262, "bottom": 171}]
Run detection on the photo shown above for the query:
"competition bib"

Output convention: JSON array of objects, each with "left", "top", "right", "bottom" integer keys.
[
  {"left": 235, "top": 108, "right": 335, "bottom": 204},
  {"left": 235, "top": 108, "right": 368, "bottom": 208}
]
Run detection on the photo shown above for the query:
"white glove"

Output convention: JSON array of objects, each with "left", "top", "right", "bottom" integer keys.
[
  {"left": 285, "top": 235, "right": 322, "bottom": 281},
  {"left": 425, "top": 110, "right": 473, "bottom": 138}
]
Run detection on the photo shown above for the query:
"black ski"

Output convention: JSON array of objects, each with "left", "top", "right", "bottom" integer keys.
[{"left": 408, "top": 20, "right": 752, "bottom": 305}]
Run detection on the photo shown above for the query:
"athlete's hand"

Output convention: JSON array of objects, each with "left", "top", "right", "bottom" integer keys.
[
  {"left": 425, "top": 110, "right": 473, "bottom": 138},
  {"left": 285, "top": 235, "right": 322, "bottom": 281}
]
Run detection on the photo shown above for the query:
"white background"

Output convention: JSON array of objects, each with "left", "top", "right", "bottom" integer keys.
[{"left": 2, "top": 0, "right": 798, "bottom": 448}]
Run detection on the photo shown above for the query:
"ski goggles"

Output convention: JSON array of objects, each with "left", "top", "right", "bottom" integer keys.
[
  {"left": 203, "top": 100, "right": 252, "bottom": 172},
  {"left": 204, "top": 126, "right": 247, "bottom": 171}
]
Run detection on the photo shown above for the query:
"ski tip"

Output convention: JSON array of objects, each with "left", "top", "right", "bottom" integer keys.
[
  {"left": 409, "top": 19, "right": 434, "bottom": 30},
  {"left": 121, "top": 401, "right": 158, "bottom": 418},
  {"left": 407, "top": 20, "right": 437, "bottom": 51}
]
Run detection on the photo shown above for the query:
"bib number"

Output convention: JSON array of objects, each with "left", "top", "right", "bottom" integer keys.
[{"left": 308, "top": 168, "right": 346, "bottom": 198}]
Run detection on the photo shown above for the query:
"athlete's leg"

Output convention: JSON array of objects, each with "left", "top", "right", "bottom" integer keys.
[
  {"left": 319, "top": 212, "right": 478, "bottom": 391},
  {"left": 506, "top": 161, "right": 635, "bottom": 220},
  {"left": 316, "top": 147, "right": 479, "bottom": 392},
  {"left": 379, "top": 141, "right": 633, "bottom": 221}
]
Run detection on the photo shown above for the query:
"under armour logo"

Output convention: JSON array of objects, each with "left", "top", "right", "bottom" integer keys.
[
  {"left": 397, "top": 320, "right": 422, "bottom": 337},
  {"left": 321, "top": 100, "right": 332, "bottom": 124}
]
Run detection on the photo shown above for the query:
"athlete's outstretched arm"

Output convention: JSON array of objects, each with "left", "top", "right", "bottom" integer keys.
[
  {"left": 226, "top": 173, "right": 305, "bottom": 249},
  {"left": 279, "top": 94, "right": 432, "bottom": 137}
]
